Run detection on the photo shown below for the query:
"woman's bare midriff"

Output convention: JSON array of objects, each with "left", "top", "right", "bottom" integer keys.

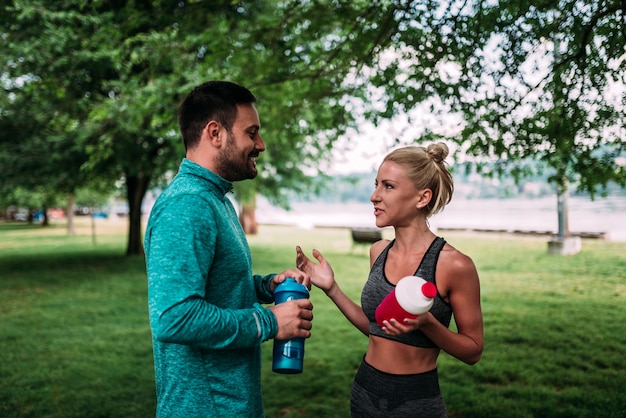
[{"left": 364, "top": 335, "right": 440, "bottom": 374}]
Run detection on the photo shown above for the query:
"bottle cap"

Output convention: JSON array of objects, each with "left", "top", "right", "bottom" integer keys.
[
  {"left": 274, "top": 278, "right": 309, "bottom": 304},
  {"left": 421, "top": 282, "right": 437, "bottom": 298},
  {"left": 395, "top": 276, "right": 436, "bottom": 315}
]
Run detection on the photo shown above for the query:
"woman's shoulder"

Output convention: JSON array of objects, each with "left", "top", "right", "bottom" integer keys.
[
  {"left": 369, "top": 239, "right": 392, "bottom": 266},
  {"left": 440, "top": 241, "right": 477, "bottom": 273},
  {"left": 437, "top": 241, "right": 480, "bottom": 299}
]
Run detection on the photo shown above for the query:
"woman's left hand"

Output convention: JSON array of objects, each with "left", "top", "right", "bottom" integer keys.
[{"left": 381, "top": 315, "right": 426, "bottom": 335}]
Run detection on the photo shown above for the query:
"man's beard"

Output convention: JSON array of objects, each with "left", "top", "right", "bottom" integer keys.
[{"left": 215, "top": 133, "right": 258, "bottom": 181}]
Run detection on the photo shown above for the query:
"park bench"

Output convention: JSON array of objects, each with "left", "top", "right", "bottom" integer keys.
[{"left": 350, "top": 227, "right": 383, "bottom": 246}]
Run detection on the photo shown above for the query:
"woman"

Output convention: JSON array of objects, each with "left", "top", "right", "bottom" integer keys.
[{"left": 296, "top": 143, "right": 483, "bottom": 417}]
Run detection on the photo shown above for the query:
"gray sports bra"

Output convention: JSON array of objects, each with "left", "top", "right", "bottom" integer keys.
[{"left": 361, "top": 237, "right": 452, "bottom": 348}]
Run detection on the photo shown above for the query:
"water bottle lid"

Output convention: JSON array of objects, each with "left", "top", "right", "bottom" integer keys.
[
  {"left": 395, "top": 276, "right": 436, "bottom": 315},
  {"left": 421, "top": 282, "right": 437, "bottom": 298},
  {"left": 275, "top": 277, "right": 309, "bottom": 295}
]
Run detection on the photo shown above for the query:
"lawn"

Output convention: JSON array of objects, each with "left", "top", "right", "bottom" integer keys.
[{"left": 1, "top": 219, "right": 625, "bottom": 417}]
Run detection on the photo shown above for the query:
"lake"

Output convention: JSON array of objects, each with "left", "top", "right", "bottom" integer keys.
[{"left": 256, "top": 194, "right": 626, "bottom": 241}]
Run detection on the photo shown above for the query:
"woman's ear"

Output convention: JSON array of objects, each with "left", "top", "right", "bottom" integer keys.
[{"left": 417, "top": 188, "right": 433, "bottom": 209}]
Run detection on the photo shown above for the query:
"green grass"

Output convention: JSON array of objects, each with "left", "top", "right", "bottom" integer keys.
[{"left": 1, "top": 220, "right": 625, "bottom": 417}]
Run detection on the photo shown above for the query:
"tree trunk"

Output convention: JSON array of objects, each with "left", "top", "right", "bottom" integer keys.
[
  {"left": 239, "top": 196, "right": 258, "bottom": 235},
  {"left": 556, "top": 180, "right": 570, "bottom": 238},
  {"left": 91, "top": 212, "right": 97, "bottom": 246},
  {"left": 67, "top": 194, "right": 76, "bottom": 235},
  {"left": 125, "top": 174, "right": 150, "bottom": 256},
  {"left": 548, "top": 178, "right": 580, "bottom": 255},
  {"left": 41, "top": 205, "right": 49, "bottom": 227}
]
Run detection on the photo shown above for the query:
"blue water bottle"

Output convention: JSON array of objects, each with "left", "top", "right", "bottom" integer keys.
[{"left": 272, "top": 278, "right": 310, "bottom": 374}]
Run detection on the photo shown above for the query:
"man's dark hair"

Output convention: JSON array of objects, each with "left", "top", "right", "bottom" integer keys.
[{"left": 177, "top": 81, "right": 257, "bottom": 150}]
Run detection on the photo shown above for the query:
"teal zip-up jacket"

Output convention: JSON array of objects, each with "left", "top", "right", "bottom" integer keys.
[{"left": 145, "top": 158, "right": 278, "bottom": 418}]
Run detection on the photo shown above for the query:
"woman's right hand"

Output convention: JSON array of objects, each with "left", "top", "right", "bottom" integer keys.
[{"left": 295, "top": 246, "right": 336, "bottom": 293}]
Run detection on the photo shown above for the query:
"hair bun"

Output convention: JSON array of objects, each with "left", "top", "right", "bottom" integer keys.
[{"left": 427, "top": 142, "right": 449, "bottom": 164}]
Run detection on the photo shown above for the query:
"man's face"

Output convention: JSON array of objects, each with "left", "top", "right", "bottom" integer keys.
[{"left": 216, "top": 103, "right": 265, "bottom": 181}]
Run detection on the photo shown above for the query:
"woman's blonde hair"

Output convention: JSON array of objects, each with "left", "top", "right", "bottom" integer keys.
[{"left": 382, "top": 142, "right": 454, "bottom": 217}]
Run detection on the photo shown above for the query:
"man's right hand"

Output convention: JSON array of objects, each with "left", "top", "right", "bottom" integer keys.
[{"left": 268, "top": 299, "right": 313, "bottom": 340}]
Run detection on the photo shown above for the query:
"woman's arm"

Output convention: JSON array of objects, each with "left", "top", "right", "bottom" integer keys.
[
  {"left": 296, "top": 246, "right": 370, "bottom": 335},
  {"left": 383, "top": 247, "right": 484, "bottom": 365},
  {"left": 426, "top": 250, "right": 483, "bottom": 363}
]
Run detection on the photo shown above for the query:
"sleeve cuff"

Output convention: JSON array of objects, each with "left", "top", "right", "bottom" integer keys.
[
  {"left": 253, "top": 303, "right": 278, "bottom": 342},
  {"left": 255, "top": 274, "right": 276, "bottom": 304}
]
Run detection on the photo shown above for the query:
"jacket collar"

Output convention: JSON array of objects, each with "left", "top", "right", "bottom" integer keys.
[{"left": 179, "top": 158, "right": 233, "bottom": 196}]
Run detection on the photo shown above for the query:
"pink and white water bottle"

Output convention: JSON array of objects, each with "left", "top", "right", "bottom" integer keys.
[{"left": 375, "top": 276, "right": 438, "bottom": 327}]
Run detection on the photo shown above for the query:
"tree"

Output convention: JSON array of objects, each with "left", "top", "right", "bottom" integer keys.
[
  {"left": 2, "top": 0, "right": 408, "bottom": 254},
  {"left": 0, "top": 5, "right": 115, "bottom": 232},
  {"left": 462, "top": 0, "right": 626, "bottom": 253},
  {"left": 3, "top": 0, "right": 624, "bottom": 256},
  {"left": 365, "top": 0, "right": 625, "bottom": 252}
]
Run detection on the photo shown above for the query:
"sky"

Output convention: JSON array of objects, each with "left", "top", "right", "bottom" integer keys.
[
  {"left": 325, "top": 129, "right": 388, "bottom": 175},
  {"left": 325, "top": 105, "right": 463, "bottom": 175}
]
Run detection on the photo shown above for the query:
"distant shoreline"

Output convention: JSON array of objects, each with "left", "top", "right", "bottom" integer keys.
[
  {"left": 256, "top": 195, "right": 626, "bottom": 241},
  {"left": 263, "top": 222, "right": 609, "bottom": 240}
]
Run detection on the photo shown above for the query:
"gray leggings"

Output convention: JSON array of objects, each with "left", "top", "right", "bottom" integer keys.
[{"left": 350, "top": 358, "right": 448, "bottom": 418}]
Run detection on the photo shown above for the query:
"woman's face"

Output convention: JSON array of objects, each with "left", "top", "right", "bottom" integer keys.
[{"left": 370, "top": 161, "right": 423, "bottom": 228}]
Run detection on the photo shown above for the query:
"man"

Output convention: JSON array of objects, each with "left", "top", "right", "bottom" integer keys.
[{"left": 145, "top": 81, "right": 313, "bottom": 417}]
